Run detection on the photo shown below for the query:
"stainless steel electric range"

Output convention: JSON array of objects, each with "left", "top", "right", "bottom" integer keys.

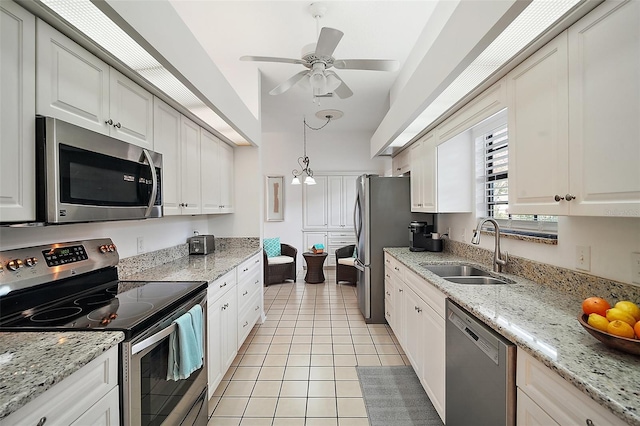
[{"left": 0, "top": 238, "right": 208, "bottom": 426}]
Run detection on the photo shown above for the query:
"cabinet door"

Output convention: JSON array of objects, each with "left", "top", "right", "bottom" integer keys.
[
  {"left": 303, "top": 175, "right": 328, "bottom": 228},
  {"left": 153, "top": 98, "right": 181, "bottom": 216},
  {"left": 421, "top": 304, "right": 445, "bottom": 422},
  {"left": 36, "top": 19, "right": 110, "bottom": 135},
  {"left": 303, "top": 232, "right": 327, "bottom": 254},
  {"left": 200, "top": 128, "right": 221, "bottom": 214},
  {"left": 410, "top": 141, "right": 424, "bottom": 211},
  {"left": 343, "top": 176, "right": 357, "bottom": 228},
  {"left": 507, "top": 32, "right": 569, "bottom": 215},
  {"left": 403, "top": 286, "right": 425, "bottom": 379},
  {"left": 108, "top": 68, "right": 153, "bottom": 149},
  {"left": 218, "top": 140, "right": 234, "bottom": 213},
  {"left": 568, "top": 0, "right": 640, "bottom": 217},
  {"left": 517, "top": 389, "right": 560, "bottom": 426},
  {"left": 222, "top": 289, "right": 238, "bottom": 368},
  {"left": 70, "top": 387, "right": 120, "bottom": 426},
  {"left": 328, "top": 176, "right": 344, "bottom": 228},
  {"left": 421, "top": 133, "right": 437, "bottom": 212},
  {"left": 1, "top": 2, "right": 35, "bottom": 222},
  {"left": 180, "top": 116, "right": 202, "bottom": 215},
  {"left": 207, "top": 294, "right": 224, "bottom": 397},
  {"left": 437, "top": 132, "right": 472, "bottom": 213}
]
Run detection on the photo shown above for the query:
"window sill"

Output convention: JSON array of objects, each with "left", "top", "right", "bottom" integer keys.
[{"left": 480, "top": 229, "right": 558, "bottom": 245}]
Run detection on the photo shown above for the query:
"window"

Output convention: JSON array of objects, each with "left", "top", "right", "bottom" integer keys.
[{"left": 474, "top": 110, "right": 557, "bottom": 236}]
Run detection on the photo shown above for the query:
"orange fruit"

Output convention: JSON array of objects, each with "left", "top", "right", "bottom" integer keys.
[
  {"left": 635, "top": 321, "right": 640, "bottom": 339},
  {"left": 582, "top": 297, "right": 610, "bottom": 317},
  {"left": 605, "top": 308, "right": 636, "bottom": 327},
  {"left": 587, "top": 313, "right": 609, "bottom": 332},
  {"left": 607, "top": 320, "right": 635, "bottom": 339},
  {"left": 614, "top": 301, "right": 640, "bottom": 322}
]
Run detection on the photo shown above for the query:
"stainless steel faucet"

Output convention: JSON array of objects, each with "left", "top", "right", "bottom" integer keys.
[{"left": 471, "top": 218, "right": 508, "bottom": 273}]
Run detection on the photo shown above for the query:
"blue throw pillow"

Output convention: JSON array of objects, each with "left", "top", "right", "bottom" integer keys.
[
  {"left": 352, "top": 246, "right": 358, "bottom": 258},
  {"left": 263, "top": 237, "right": 281, "bottom": 257}
]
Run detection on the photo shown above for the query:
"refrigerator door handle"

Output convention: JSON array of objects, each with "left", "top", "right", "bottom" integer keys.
[
  {"left": 353, "top": 258, "right": 366, "bottom": 272},
  {"left": 354, "top": 192, "right": 362, "bottom": 242}
]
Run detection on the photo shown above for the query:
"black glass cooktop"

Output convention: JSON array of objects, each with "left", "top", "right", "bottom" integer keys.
[{"left": 0, "top": 267, "right": 206, "bottom": 337}]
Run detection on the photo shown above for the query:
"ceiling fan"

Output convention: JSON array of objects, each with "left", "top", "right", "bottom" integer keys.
[{"left": 240, "top": 3, "right": 399, "bottom": 99}]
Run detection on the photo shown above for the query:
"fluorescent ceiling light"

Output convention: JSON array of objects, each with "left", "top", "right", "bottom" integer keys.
[
  {"left": 389, "top": 0, "right": 580, "bottom": 148},
  {"left": 39, "top": 0, "right": 250, "bottom": 146}
]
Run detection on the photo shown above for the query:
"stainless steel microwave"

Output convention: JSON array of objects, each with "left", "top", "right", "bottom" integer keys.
[{"left": 36, "top": 116, "right": 162, "bottom": 224}]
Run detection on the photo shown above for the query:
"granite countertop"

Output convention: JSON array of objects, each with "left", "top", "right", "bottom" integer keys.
[
  {"left": 385, "top": 247, "right": 640, "bottom": 426},
  {"left": 0, "top": 331, "right": 124, "bottom": 420},
  {"left": 0, "top": 244, "right": 261, "bottom": 421}
]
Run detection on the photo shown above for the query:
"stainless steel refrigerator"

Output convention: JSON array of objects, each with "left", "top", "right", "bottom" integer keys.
[{"left": 353, "top": 175, "right": 413, "bottom": 323}]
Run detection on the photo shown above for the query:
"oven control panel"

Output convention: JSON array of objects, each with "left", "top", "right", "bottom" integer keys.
[{"left": 0, "top": 238, "right": 119, "bottom": 294}]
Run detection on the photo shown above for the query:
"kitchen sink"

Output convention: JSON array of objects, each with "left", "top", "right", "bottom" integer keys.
[{"left": 420, "top": 263, "right": 514, "bottom": 285}]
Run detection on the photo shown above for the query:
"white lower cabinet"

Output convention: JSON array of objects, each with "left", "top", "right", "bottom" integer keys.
[
  {"left": 2, "top": 346, "right": 119, "bottom": 425},
  {"left": 385, "top": 253, "right": 445, "bottom": 423},
  {"left": 517, "top": 348, "right": 627, "bottom": 426}
]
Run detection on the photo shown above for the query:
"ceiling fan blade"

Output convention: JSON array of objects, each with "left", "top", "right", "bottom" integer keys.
[
  {"left": 333, "top": 59, "right": 399, "bottom": 72},
  {"left": 325, "top": 71, "right": 353, "bottom": 99},
  {"left": 269, "top": 70, "right": 309, "bottom": 95},
  {"left": 315, "top": 27, "right": 344, "bottom": 58},
  {"left": 240, "top": 55, "right": 306, "bottom": 65}
]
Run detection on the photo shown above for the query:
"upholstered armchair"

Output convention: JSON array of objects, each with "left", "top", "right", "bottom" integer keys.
[
  {"left": 335, "top": 245, "right": 358, "bottom": 285},
  {"left": 263, "top": 243, "right": 297, "bottom": 286}
]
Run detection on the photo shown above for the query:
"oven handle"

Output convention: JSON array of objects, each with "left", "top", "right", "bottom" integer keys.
[
  {"left": 142, "top": 148, "right": 158, "bottom": 218},
  {"left": 131, "top": 322, "right": 176, "bottom": 355}
]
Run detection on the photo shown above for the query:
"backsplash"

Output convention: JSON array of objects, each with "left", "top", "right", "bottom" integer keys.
[
  {"left": 118, "top": 237, "right": 260, "bottom": 278},
  {"left": 444, "top": 239, "right": 640, "bottom": 302}
]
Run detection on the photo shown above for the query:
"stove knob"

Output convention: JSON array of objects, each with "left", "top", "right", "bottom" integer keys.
[
  {"left": 7, "top": 259, "right": 23, "bottom": 271},
  {"left": 25, "top": 257, "right": 38, "bottom": 267},
  {"left": 108, "top": 244, "right": 116, "bottom": 252},
  {"left": 99, "top": 245, "right": 108, "bottom": 253}
]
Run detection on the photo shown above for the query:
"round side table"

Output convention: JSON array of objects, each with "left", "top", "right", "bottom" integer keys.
[{"left": 303, "top": 252, "right": 328, "bottom": 283}]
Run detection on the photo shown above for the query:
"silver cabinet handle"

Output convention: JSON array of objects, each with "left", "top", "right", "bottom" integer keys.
[
  {"left": 586, "top": 420, "right": 594, "bottom": 426},
  {"left": 414, "top": 306, "right": 422, "bottom": 313},
  {"left": 37, "top": 417, "right": 47, "bottom": 426},
  {"left": 555, "top": 194, "right": 576, "bottom": 202},
  {"left": 243, "top": 267, "right": 249, "bottom": 272},
  {"left": 105, "top": 119, "right": 113, "bottom": 125},
  {"left": 220, "top": 282, "right": 227, "bottom": 288},
  {"left": 114, "top": 122, "right": 122, "bottom": 128},
  {"left": 255, "top": 305, "right": 260, "bottom": 311},
  {"left": 399, "top": 288, "right": 403, "bottom": 293},
  {"left": 243, "top": 290, "right": 248, "bottom": 296},
  {"left": 243, "top": 321, "right": 249, "bottom": 327}
]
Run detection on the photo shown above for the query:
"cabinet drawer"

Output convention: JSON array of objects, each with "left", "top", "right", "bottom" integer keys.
[
  {"left": 238, "top": 291, "right": 262, "bottom": 345},
  {"left": 517, "top": 348, "right": 627, "bottom": 426},
  {"left": 328, "top": 232, "right": 356, "bottom": 245},
  {"left": 404, "top": 267, "right": 445, "bottom": 318},
  {"left": 237, "top": 253, "right": 261, "bottom": 283},
  {"left": 4, "top": 346, "right": 118, "bottom": 425},
  {"left": 208, "top": 269, "right": 236, "bottom": 303},
  {"left": 384, "top": 277, "right": 395, "bottom": 306},
  {"left": 384, "top": 253, "right": 405, "bottom": 279},
  {"left": 238, "top": 267, "right": 261, "bottom": 311}
]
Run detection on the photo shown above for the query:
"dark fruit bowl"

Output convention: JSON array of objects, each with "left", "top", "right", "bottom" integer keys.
[{"left": 579, "top": 314, "right": 640, "bottom": 356}]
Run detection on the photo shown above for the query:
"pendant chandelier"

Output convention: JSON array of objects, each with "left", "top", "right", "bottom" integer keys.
[{"left": 292, "top": 110, "right": 342, "bottom": 185}]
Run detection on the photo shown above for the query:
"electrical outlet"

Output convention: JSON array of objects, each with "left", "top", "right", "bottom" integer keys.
[
  {"left": 462, "top": 228, "right": 467, "bottom": 241},
  {"left": 632, "top": 252, "right": 640, "bottom": 285},
  {"left": 137, "top": 237, "right": 144, "bottom": 254},
  {"left": 576, "top": 246, "right": 591, "bottom": 271}
]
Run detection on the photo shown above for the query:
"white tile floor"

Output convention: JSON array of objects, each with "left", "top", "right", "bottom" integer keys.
[{"left": 208, "top": 269, "right": 408, "bottom": 425}]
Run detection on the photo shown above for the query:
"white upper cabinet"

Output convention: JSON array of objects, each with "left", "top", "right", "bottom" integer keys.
[
  {"left": 508, "top": 0, "right": 640, "bottom": 217},
  {"left": 507, "top": 32, "right": 569, "bottom": 215},
  {"left": 36, "top": 19, "right": 153, "bottom": 149},
  {"left": 201, "top": 128, "right": 234, "bottom": 214},
  {"left": 436, "top": 132, "right": 472, "bottom": 213},
  {"left": 180, "top": 116, "right": 202, "bottom": 215},
  {"left": 392, "top": 148, "right": 410, "bottom": 177},
  {"left": 303, "top": 175, "right": 329, "bottom": 229},
  {"left": 567, "top": 0, "right": 640, "bottom": 217},
  {"left": 1, "top": 1, "right": 35, "bottom": 223},
  {"left": 153, "top": 97, "right": 181, "bottom": 215},
  {"left": 410, "top": 131, "right": 437, "bottom": 213},
  {"left": 328, "top": 175, "right": 356, "bottom": 229}
]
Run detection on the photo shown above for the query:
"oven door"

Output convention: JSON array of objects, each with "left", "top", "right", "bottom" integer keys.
[{"left": 121, "top": 292, "right": 207, "bottom": 426}]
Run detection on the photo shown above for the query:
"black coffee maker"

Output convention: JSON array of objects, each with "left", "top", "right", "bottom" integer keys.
[{"left": 409, "top": 221, "right": 443, "bottom": 252}]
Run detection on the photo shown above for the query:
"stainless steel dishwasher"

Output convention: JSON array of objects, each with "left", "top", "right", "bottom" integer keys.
[{"left": 445, "top": 299, "right": 516, "bottom": 426}]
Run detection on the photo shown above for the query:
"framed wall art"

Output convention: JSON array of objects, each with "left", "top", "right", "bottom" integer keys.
[{"left": 266, "top": 176, "right": 284, "bottom": 221}]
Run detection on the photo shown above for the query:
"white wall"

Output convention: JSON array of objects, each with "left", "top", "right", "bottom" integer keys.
[
  {"left": 261, "top": 128, "right": 390, "bottom": 268},
  {"left": 438, "top": 213, "right": 640, "bottom": 285}
]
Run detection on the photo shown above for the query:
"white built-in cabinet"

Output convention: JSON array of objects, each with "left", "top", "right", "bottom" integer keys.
[
  {"left": 410, "top": 132, "right": 437, "bottom": 212},
  {"left": 327, "top": 231, "right": 357, "bottom": 267},
  {"left": 0, "top": 1, "right": 35, "bottom": 223},
  {"left": 508, "top": 0, "right": 640, "bottom": 217},
  {"left": 201, "top": 129, "right": 234, "bottom": 214},
  {"left": 391, "top": 148, "right": 410, "bottom": 177},
  {"left": 303, "top": 232, "right": 328, "bottom": 255},
  {"left": 207, "top": 253, "right": 263, "bottom": 415},
  {"left": 328, "top": 175, "right": 357, "bottom": 229},
  {"left": 517, "top": 348, "right": 627, "bottom": 426},
  {"left": 385, "top": 253, "right": 445, "bottom": 422},
  {"left": 153, "top": 97, "right": 182, "bottom": 215},
  {"left": 179, "top": 116, "right": 202, "bottom": 215},
  {"left": 303, "top": 176, "right": 329, "bottom": 229},
  {"left": 3, "top": 346, "right": 119, "bottom": 425},
  {"left": 36, "top": 19, "right": 154, "bottom": 149}
]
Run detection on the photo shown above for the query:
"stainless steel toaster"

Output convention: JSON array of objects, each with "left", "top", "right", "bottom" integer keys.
[{"left": 188, "top": 234, "right": 215, "bottom": 255}]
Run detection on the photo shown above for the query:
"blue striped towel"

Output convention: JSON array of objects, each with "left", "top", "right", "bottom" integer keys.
[{"left": 167, "top": 304, "right": 204, "bottom": 381}]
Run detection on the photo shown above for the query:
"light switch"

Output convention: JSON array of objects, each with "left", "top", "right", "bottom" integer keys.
[{"left": 576, "top": 246, "right": 590, "bottom": 271}]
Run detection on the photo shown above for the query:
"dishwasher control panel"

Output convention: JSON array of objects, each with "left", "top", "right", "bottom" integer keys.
[{"left": 448, "top": 308, "right": 499, "bottom": 365}]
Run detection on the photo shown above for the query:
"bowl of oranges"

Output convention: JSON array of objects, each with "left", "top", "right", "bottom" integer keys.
[{"left": 579, "top": 297, "right": 640, "bottom": 356}]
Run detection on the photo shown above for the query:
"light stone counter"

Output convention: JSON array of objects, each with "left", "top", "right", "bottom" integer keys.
[
  {"left": 0, "top": 331, "right": 124, "bottom": 420},
  {"left": 385, "top": 247, "right": 640, "bottom": 426}
]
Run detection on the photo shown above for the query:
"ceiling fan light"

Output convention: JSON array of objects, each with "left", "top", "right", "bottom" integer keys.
[{"left": 310, "top": 70, "right": 326, "bottom": 91}]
